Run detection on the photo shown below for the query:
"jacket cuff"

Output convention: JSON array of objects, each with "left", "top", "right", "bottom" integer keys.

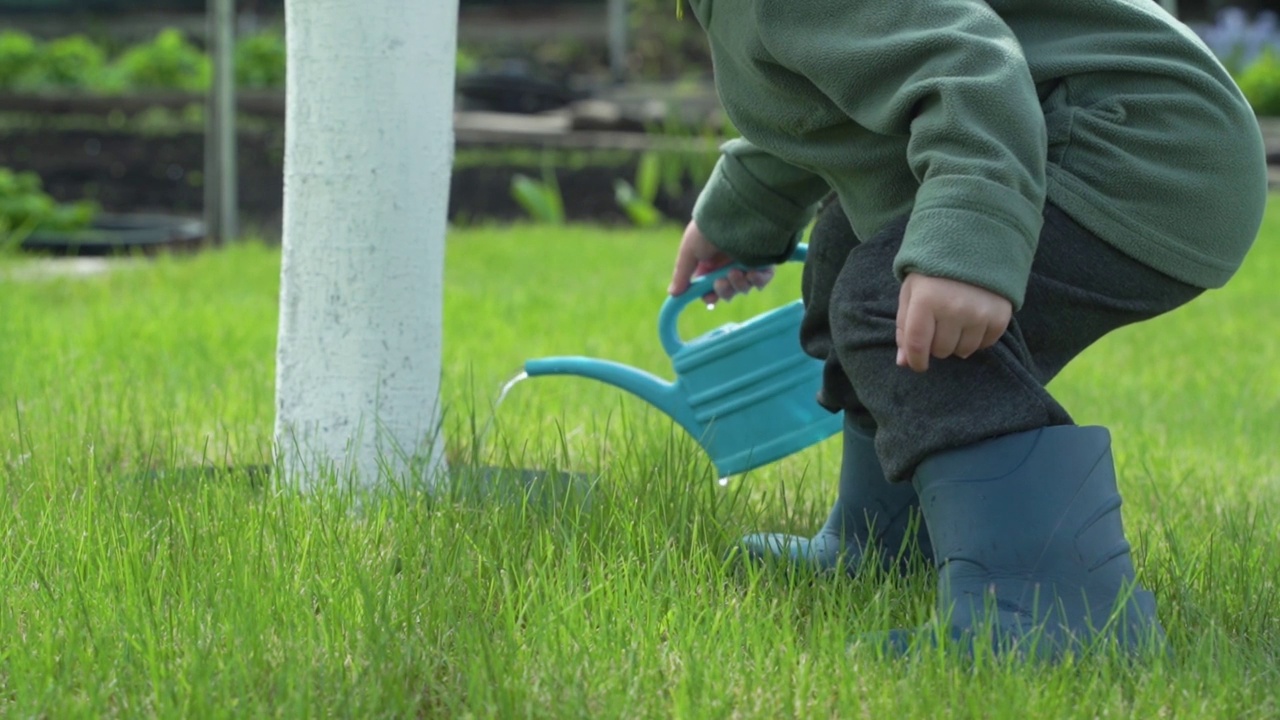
[
  {"left": 893, "top": 177, "right": 1044, "bottom": 309},
  {"left": 692, "top": 153, "right": 819, "bottom": 267}
]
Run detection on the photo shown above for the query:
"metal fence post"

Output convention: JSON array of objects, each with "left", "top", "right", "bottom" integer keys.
[
  {"left": 205, "top": 0, "right": 239, "bottom": 244},
  {"left": 607, "top": 0, "right": 628, "bottom": 83}
]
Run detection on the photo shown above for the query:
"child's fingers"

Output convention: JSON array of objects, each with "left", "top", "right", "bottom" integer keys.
[
  {"left": 669, "top": 246, "right": 700, "bottom": 296},
  {"left": 953, "top": 324, "right": 987, "bottom": 359},
  {"left": 712, "top": 277, "right": 733, "bottom": 303},
  {"left": 671, "top": 222, "right": 723, "bottom": 296},
  {"left": 709, "top": 267, "right": 771, "bottom": 306},
  {"left": 697, "top": 259, "right": 731, "bottom": 305},
  {"left": 746, "top": 268, "right": 774, "bottom": 289},
  {"left": 727, "top": 268, "right": 754, "bottom": 295},
  {"left": 896, "top": 281, "right": 910, "bottom": 367},
  {"left": 981, "top": 321, "right": 1007, "bottom": 349},
  {"left": 897, "top": 286, "right": 935, "bottom": 372},
  {"left": 930, "top": 321, "right": 963, "bottom": 361},
  {"left": 713, "top": 270, "right": 745, "bottom": 302}
]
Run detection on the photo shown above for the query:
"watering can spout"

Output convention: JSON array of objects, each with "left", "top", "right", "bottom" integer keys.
[{"left": 524, "top": 357, "right": 691, "bottom": 429}]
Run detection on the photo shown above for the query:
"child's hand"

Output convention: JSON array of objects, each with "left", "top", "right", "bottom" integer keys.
[
  {"left": 896, "top": 273, "right": 1011, "bottom": 372},
  {"left": 668, "top": 220, "right": 774, "bottom": 305}
]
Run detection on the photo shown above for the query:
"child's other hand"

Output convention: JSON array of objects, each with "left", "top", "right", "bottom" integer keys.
[
  {"left": 896, "top": 273, "right": 1011, "bottom": 372},
  {"left": 668, "top": 220, "right": 774, "bottom": 305}
]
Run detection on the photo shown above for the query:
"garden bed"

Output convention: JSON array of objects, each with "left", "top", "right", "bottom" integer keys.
[
  {"left": 0, "top": 90, "right": 720, "bottom": 232},
  {"left": 6, "top": 88, "right": 1280, "bottom": 236}
]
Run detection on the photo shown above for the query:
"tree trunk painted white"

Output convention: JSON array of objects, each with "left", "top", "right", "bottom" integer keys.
[{"left": 275, "top": 0, "right": 457, "bottom": 490}]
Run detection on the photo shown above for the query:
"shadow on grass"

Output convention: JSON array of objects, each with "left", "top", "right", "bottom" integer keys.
[{"left": 125, "top": 462, "right": 597, "bottom": 513}]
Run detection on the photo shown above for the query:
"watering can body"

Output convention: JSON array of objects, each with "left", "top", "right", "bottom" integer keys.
[{"left": 524, "top": 245, "right": 843, "bottom": 478}]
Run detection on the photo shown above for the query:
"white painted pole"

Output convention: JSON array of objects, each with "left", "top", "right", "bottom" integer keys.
[
  {"left": 275, "top": 0, "right": 456, "bottom": 490},
  {"left": 213, "top": 0, "right": 238, "bottom": 243}
]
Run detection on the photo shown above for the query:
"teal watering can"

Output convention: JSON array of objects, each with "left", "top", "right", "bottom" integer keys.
[{"left": 523, "top": 245, "right": 843, "bottom": 478}]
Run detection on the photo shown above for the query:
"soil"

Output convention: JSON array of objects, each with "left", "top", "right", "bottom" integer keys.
[
  {"left": 1, "top": 126, "right": 281, "bottom": 221},
  {"left": 0, "top": 112, "right": 701, "bottom": 236}
]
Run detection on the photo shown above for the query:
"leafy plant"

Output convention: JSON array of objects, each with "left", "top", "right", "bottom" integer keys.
[
  {"left": 614, "top": 152, "right": 665, "bottom": 228},
  {"left": 0, "top": 30, "right": 40, "bottom": 90},
  {"left": 109, "top": 29, "right": 211, "bottom": 92},
  {"left": 1236, "top": 48, "right": 1280, "bottom": 115},
  {"left": 456, "top": 48, "right": 479, "bottom": 76},
  {"left": 649, "top": 111, "right": 731, "bottom": 189},
  {"left": 27, "top": 35, "right": 108, "bottom": 90},
  {"left": 611, "top": 111, "right": 737, "bottom": 227},
  {"left": 510, "top": 164, "right": 565, "bottom": 224},
  {"left": 0, "top": 30, "right": 496, "bottom": 95},
  {"left": 235, "top": 29, "right": 286, "bottom": 89},
  {"left": 628, "top": 0, "right": 710, "bottom": 80},
  {"left": 1189, "top": 8, "right": 1280, "bottom": 115},
  {"left": 0, "top": 168, "right": 98, "bottom": 251}
]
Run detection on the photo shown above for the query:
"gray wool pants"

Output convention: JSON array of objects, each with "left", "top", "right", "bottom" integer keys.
[{"left": 801, "top": 198, "right": 1203, "bottom": 484}]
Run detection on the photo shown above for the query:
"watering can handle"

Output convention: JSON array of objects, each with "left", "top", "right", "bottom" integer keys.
[{"left": 658, "top": 244, "right": 808, "bottom": 357}]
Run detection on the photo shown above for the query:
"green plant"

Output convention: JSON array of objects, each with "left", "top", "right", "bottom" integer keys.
[
  {"left": 628, "top": 0, "right": 710, "bottom": 80},
  {"left": 509, "top": 164, "right": 565, "bottom": 224},
  {"left": 639, "top": 111, "right": 735, "bottom": 194},
  {"left": 609, "top": 111, "right": 735, "bottom": 228},
  {"left": 27, "top": 35, "right": 108, "bottom": 90},
  {"left": 109, "top": 29, "right": 211, "bottom": 93},
  {"left": 235, "top": 29, "right": 286, "bottom": 89},
  {"left": 456, "top": 47, "right": 478, "bottom": 75},
  {"left": 0, "top": 29, "right": 484, "bottom": 95},
  {"left": 1236, "top": 49, "right": 1280, "bottom": 115},
  {"left": 614, "top": 152, "right": 665, "bottom": 228},
  {"left": 0, "top": 30, "right": 39, "bottom": 90},
  {"left": 0, "top": 167, "right": 98, "bottom": 250}
]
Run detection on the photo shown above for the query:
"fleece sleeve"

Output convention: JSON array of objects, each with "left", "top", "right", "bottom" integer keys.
[
  {"left": 759, "top": 0, "right": 1047, "bottom": 307},
  {"left": 692, "top": 138, "right": 832, "bottom": 267}
]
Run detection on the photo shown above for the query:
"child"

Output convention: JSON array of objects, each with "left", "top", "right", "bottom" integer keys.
[{"left": 667, "top": 0, "right": 1267, "bottom": 656}]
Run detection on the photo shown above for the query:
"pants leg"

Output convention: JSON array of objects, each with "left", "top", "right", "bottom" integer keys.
[
  {"left": 800, "top": 196, "right": 871, "bottom": 423},
  {"left": 802, "top": 200, "right": 1202, "bottom": 484}
]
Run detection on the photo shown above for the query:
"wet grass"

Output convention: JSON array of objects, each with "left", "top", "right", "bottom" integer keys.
[{"left": 0, "top": 207, "right": 1276, "bottom": 717}]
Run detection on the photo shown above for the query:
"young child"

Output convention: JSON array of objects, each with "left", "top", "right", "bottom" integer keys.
[{"left": 667, "top": 0, "right": 1268, "bottom": 656}]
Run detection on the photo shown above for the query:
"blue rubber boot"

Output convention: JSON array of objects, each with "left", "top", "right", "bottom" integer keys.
[
  {"left": 736, "top": 418, "right": 933, "bottom": 576},
  {"left": 883, "top": 425, "right": 1165, "bottom": 659}
]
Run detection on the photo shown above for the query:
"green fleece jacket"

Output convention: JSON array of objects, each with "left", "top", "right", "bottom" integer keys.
[{"left": 688, "top": 0, "right": 1268, "bottom": 308}]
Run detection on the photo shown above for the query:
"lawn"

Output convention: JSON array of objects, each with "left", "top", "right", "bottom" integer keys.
[{"left": 0, "top": 205, "right": 1277, "bottom": 718}]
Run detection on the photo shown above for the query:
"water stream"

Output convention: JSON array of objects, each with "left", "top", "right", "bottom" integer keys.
[
  {"left": 473, "top": 370, "right": 528, "bottom": 456},
  {"left": 498, "top": 370, "right": 529, "bottom": 403}
]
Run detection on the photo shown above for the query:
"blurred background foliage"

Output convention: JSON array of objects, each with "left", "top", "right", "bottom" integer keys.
[
  {"left": 4, "top": 1, "right": 1280, "bottom": 114},
  {"left": 2, "top": 0, "right": 1280, "bottom": 87},
  {"left": 0, "top": 0, "right": 1268, "bottom": 21},
  {"left": 0, "top": 27, "right": 280, "bottom": 92},
  {"left": 3, "top": 0, "right": 1280, "bottom": 237}
]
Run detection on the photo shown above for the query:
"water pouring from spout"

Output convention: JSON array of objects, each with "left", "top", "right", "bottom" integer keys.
[{"left": 472, "top": 370, "right": 530, "bottom": 459}]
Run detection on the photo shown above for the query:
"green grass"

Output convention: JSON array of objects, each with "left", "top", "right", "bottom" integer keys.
[{"left": 0, "top": 205, "right": 1277, "bottom": 718}]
